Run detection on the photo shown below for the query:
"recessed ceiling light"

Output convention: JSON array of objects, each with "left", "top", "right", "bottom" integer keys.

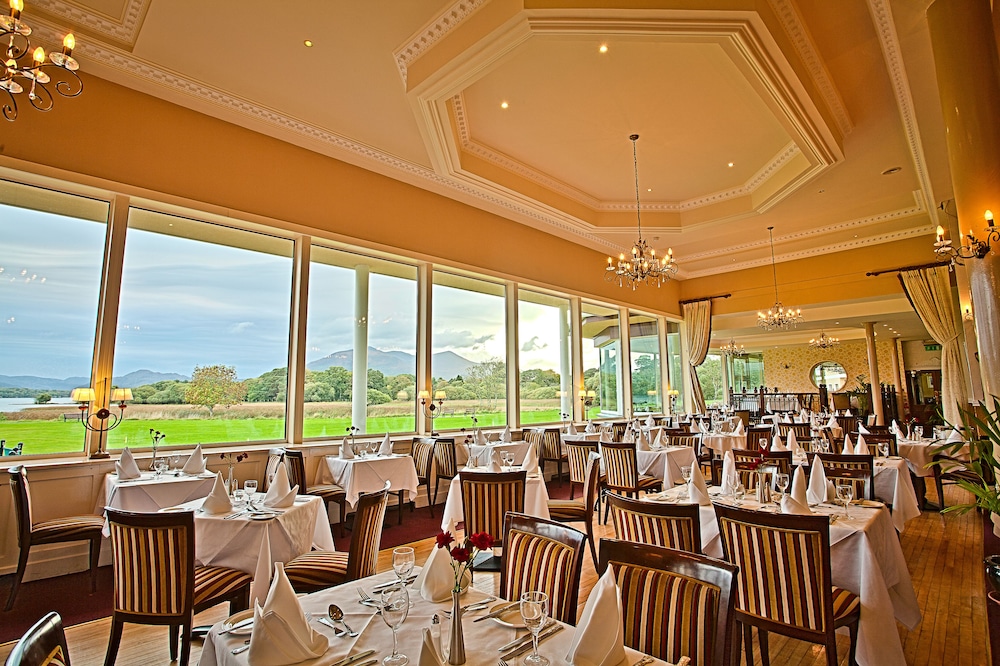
[
  {"left": 303, "top": 40, "right": 313, "bottom": 47},
  {"left": 835, "top": 321, "right": 839, "bottom": 324},
  {"left": 500, "top": 101, "right": 509, "bottom": 109},
  {"left": 599, "top": 44, "right": 608, "bottom": 53},
  {"left": 818, "top": 189, "right": 826, "bottom": 194},
  {"left": 647, "top": 188, "right": 652, "bottom": 192},
  {"left": 882, "top": 166, "right": 902, "bottom": 175},
  {"left": 727, "top": 162, "right": 734, "bottom": 168},
  {"left": 854, "top": 234, "right": 858, "bottom": 238}
]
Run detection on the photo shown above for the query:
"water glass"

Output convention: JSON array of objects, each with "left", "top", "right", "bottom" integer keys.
[
  {"left": 520, "top": 591, "right": 549, "bottom": 666},
  {"left": 392, "top": 546, "right": 415, "bottom": 583},
  {"left": 878, "top": 442, "right": 889, "bottom": 459},
  {"left": 154, "top": 458, "right": 168, "bottom": 477},
  {"left": 681, "top": 465, "right": 692, "bottom": 485},
  {"left": 836, "top": 481, "right": 854, "bottom": 518},
  {"left": 775, "top": 473, "right": 790, "bottom": 499},
  {"left": 232, "top": 488, "right": 246, "bottom": 506},
  {"left": 244, "top": 479, "right": 258, "bottom": 500},
  {"left": 381, "top": 586, "right": 409, "bottom": 666},
  {"left": 733, "top": 482, "right": 746, "bottom": 506}
]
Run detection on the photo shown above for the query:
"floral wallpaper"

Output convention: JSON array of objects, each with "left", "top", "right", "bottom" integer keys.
[{"left": 761, "top": 339, "right": 897, "bottom": 394}]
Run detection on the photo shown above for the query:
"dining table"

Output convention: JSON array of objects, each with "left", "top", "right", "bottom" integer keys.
[
  {"left": 439, "top": 464, "right": 550, "bottom": 531},
  {"left": 645, "top": 485, "right": 920, "bottom": 666},
  {"left": 199, "top": 568, "right": 674, "bottom": 666},
  {"left": 320, "top": 454, "right": 419, "bottom": 507},
  {"left": 634, "top": 445, "right": 697, "bottom": 485},
  {"left": 95, "top": 470, "right": 219, "bottom": 536},
  {"left": 698, "top": 431, "right": 748, "bottom": 457},
  {"left": 456, "top": 441, "right": 532, "bottom": 467}
]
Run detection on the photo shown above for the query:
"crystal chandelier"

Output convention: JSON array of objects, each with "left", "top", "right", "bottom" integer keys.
[
  {"left": 809, "top": 331, "right": 839, "bottom": 349},
  {"left": 605, "top": 134, "right": 677, "bottom": 289},
  {"left": 757, "top": 226, "right": 803, "bottom": 330},
  {"left": 1, "top": 1, "right": 81, "bottom": 122},
  {"left": 933, "top": 209, "right": 999, "bottom": 268},
  {"left": 719, "top": 339, "right": 747, "bottom": 357}
]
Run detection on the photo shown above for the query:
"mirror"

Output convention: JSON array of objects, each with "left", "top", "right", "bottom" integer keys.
[{"left": 810, "top": 361, "right": 848, "bottom": 391}]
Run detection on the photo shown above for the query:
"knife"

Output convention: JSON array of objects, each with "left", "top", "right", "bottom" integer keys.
[
  {"left": 218, "top": 617, "right": 254, "bottom": 635},
  {"left": 473, "top": 600, "right": 519, "bottom": 622},
  {"left": 497, "top": 619, "right": 555, "bottom": 652},
  {"left": 372, "top": 575, "right": 416, "bottom": 592},
  {"left": 354, "top": 660, "right": 378, "bottom": 666},
  {"left": 330, "top": 649, "right": 376, "bottom": 666},
  {"left": 501, "top": 624, "right": 565, "bottom": 660}
]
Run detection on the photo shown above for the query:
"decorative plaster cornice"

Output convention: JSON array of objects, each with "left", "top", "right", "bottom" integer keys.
[
  {"left": 32, "top": 0, "right": 148, "bottom": 47},
  {"left": 392, "top": 0, "right": 490, "bottom": 86}
]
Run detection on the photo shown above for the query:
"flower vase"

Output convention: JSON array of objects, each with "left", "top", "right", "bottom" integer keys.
[
  {"left": 448, "top": 589, "right": 466, "bottom": 665},
  {"left": 755, "top": 471, "right": 771, "bottom": 504},
  {"left": 226, "top": 464, "right": 235, "bottom": 496}
]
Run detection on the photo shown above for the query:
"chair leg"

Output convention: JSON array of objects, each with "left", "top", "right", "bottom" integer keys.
[
  {"left": 89, "top": 534, "right": 102, "bottom": 593},
  {"left": 584, "top": 519, "right": 597, "bottom": 567},
  {"left": 556, "top": 459, "right": 563, "bottom": 487},
  {"left": 758, "top": 629, "right": 769, "bottom": 666},
  {"left": 432, "top": 477, "right": 442, "bottom": 510},
  {"left": 847, "top": 619, "right": 859, "bottom": 666},
  {"left": 397, "top": 491, "right": 404, "bottom": 525},
  {"left": 569, "top": 481, "right": 577, "bottom": 500},
  {"left": 5, "top": 543, "right": 31, "bottom": 611},
  {"left": 169, "top": 624, "right": 179, "bottom": 661},
  {"left": 338, "top": 498, "right": 347, "bottom": 538},
  {"left": 104, "top": 617, "right": 124, "bottom": 666},
  {"left": 742, "top": 624, "right": 754, "bottom": 666},
  {"left": 934, "top": 472, "right": 946, "bottom": 509},
  {"left": 180, "top": 621, "right": 192, "bottom": 666}
]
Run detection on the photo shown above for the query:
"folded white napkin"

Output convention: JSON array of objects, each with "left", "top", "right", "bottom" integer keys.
[
  {"left": 622, "top": 429, "right": 635, "bottom": 443},
  {"left": 733, "top": 420, "right": 745, "bottom": 435},
  {"left": 827, "top": 415, "right": 839, "bottom": 429},
  {"left": 781, "top": 494, "right": 813, "bottom": 515},
  {"left": 688, "top": 464, "right": 712, "bottom": 506},
  {"left": 251, "top": 531, "right": 272, "bottom": 608},
  {"left": 786, "top": 430, "right": 798, "bottom": 454},
  {"left": 247, "top": 563, "right": 328, "bottom": 666},
  {"left": 858, "top": 423, "right": 870, "bottom": 435},
  {"left": 807, "top": 458, "right": 829, "bottom": 504},
  {"left": 585, "top": 421, "right": 596, "bottom": 434},
  {"left": 414, "top": 542, "right": 458, "bottom": 603},
  {"left": 523, "top": 443, "right": 540, "bottom": 475},
  {"left": 891, "top": 420, "right": 903, "bottom": 437},
  {"left": 263, "top": 463, "right": 298, "bottom": 509},
  {"left": 565, "top": 568, "right": 626, "bottom": 666},
  {"left": 854, "top": 436, "right": 870, "bottom": 456},
  {"left": 568, "top": 422, "right": 578, "bottom": 435},
  {"left": 770, "top": 434, "right": 786, "bottom": 452},
  {"left": 845, "top": 409, "right": 853, "bottom": 416},
  {"left": 698, "top": 421, "right": 709, "bottom": 434},
  {"left": 181, "top": 444, "right": 206, "bottom": 475},
  {"left": 476, "top": 430, "right": 489, "bottom": 447},
  {"left": 946, "top": 428, "right": 965, "bottom": 443},
  {"left": 116, "top": 447, "right": 142, "bottom": 480},
  {"left": 487, "top": 457, "right": 502, "bottom": 472},
  {"left": 645, "top": 416, "right": 655, "bottom": 428},
  {"left": 651, "top": 429, "right": 666, "bottom": 450},
  {"left": 340, "top": 438, "right": 355, "bottom": 459},
  {"left": 782, "top": 415, "right": 793, "bottom": 424},
  {"left": 419, "top": 627, "right": 444, "bottom": 666},
  {"left": 721, "top": 451, "right": 738, "bottom": 494},
  {"left": 201, "top": 472, "right": 233, "bottom": 515},
  {"left": 599, "top": 431, "right": 612, "bottom": 444},
  {"left": 501, "top": 426, "right": 512, "bottom": 443},
  {"left": 842, "top": 434, "right": 853, "bottom": 455},
  {"left": 790, "top": 466, "right": 810, "bottom": 510},
  {"left": 378, "top": 434, "right": 393, "bottom": 456},
  {"left": 635, "top": 431, "right": 649, "bottom": 451}
]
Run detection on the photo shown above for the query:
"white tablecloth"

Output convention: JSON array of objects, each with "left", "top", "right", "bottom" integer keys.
[
  {"left": 636, "top": 446, "right": 697, "bottom": 485},
  {"left": 872, "top": 457, "right": 921, "bottom": 532},
  {"left": 699, "top": 432, "right": 747, "bottom": 456},
  {"left": 200, "top": 568, "right": 674, "bottom": 666},
  {"left": 320, "top": 454, "right": 419, "bottom": 507},
  {"left": 440, "top": 467, "right": 550, "bottom": 531},
  {"left": 647, "top": 487, "right": 920, "bottom": 666},
  {"left": 457, "top": 442, "right": 532, "bottom": 467},
  {"left": 96, "top": 471, "right": 218, "bottom": 536}
]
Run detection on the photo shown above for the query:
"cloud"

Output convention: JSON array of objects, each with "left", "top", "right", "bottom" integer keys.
[
  {"left": 230, "top": 321, "right": 256, "bottom": 334},
  {"left": 520, "top": 335, "right": 548, "bottom": 352},
  {"left": 434, "top": 329, "right": 495, "bottom": 351}
]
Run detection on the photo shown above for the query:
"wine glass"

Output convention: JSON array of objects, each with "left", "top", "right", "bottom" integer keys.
[
  {"left": 244, "top": 479, "right": 258, "bottom": 503},
  {"left": 836, "top": 481, "right": 854, "bottom": 518},
  {"left": 381, "top": 586, "right": 410, "bottom": 666},
  {"left": 170, "top": 454, "right": 182, "bottom": 472},
  {"left": 681, "top": 465, "right": 692, "bottom": 486},
  {"left": 392, "top": 547, "right": 415, "bottom": 585},
  {"left": 878, "top": 442, "right": 889, "bottom": 459},
  {"left": 733, "top": 482, "right": 746, "bottom": 506},
  {"left": 154, "top": 457, "right": 168, "bottom": 478},
  {"left": 232, "top": 488, "right": 246, "bottom": 506},
  {"left": 776, "top": 473, "right": 790, "bottom": 501},
  {"left": 503, "top": 451, "right": 515, "bottom": 471},
  {"left": 520, "top": 591, "right": 549, "bottom": 666}
]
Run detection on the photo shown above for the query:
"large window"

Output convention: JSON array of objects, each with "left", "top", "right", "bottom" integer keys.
[
  {"left": 518, "top": 291, "right": 572, "bottom": 426},
  {"left": 0, "top": 182, "right": 108, "bottom": 455},
  {"left": 431, "top": 273, "right": 507, "bottom": 429},
  {"left": 696, "top": 354, "right": 725, "bottom": 406},
  {"left": 728, "top": 353, "right": 765, "bottom": 393},
  {"left": 628, "top": 312, "right": 661, "bottom": 414},
  {"left": 108, "top": 209, "right": 293, "bottom": 449},
  {"left": 666, "top": 323, "right": 684, "bottom": 412},
  {"left": 581, "top": 303, "right": 622, "bottom": 419},
  {"left": 305, "top": 247, "right": 418, "bottom": 437}
]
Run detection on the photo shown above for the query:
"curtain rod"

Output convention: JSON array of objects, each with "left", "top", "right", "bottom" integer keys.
[
  {"left": 866, "top": 260, "right": 950, "bottom": 277},
  {"left": 678, "top": 293, "right": 731, "bottom": 305}
]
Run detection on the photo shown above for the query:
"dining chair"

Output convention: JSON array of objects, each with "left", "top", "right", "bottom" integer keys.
[
  {"left": 104, "top": 508, "right": 252, "bottom": 666},
  {"left": 777, "top": 423, "right": 811, "bottom": 441},
  {"left": 606, "top": 492, "right": 702, "bottom": 554},
  {"left": 599, "top": 538, "right": 738, "bottom": 666},
  {"left": 459, "top": 470, "right": 526, "bottom": 572},
  {"left": 838, "top": 416, "right": 859, "bottom": 439},
  {"left": 410, "top": 437, "right": 437, "bottom": 516},
  {"left": 610, "top": 421, "right": 629, "bottom": 441},
  {"left": 714, "top": 503, "right": 860, "bottom": 666},
  {"left": 546, "top": 454, "right": 601, "bottom": 564},
  {"left": 565, "top": 441, "right": 599, "bottom": 500},
  {"left": 499, "top": 513, "right": 586, "bottom": 625},
  {"left": 6, "top": 465, "right": 105, "bottom": 612},
  {"left": 860, "top": 432, "right": 898, "bottom": 456},
  {"left": 600, "top": 441, "right": 662, "bottom": 522},
  {"left": 530, "top": 427, "right": 566, "bottom": 485},
  {"left": 747, "top": 426, "right": 774, "bottom": 451},
  {"left": 262, "top": 448, "right": 284, "bottom": 491},
  {"left": 729, "top": 449, "right": 792, "bottom": 490},
  {"left": 4, "top": 611, "right": 70, "bottom": 666},
  {"left": 813, "top": 452, "right": 876, "bottom": 500},
  {"left": 932, "top": 443, "right": 987, "bottom": 510},
  {"left": 431, "top": 438, "right": 459, "bottom": 510},
  {"left": 662, "top": 426, "right": 692, "bottom": 437},
  {"left": 281, "top": 449, "right": 349, "bottom": 538},
  {"left": 285, "top": 484, "right": 390, "bottom": 592}
]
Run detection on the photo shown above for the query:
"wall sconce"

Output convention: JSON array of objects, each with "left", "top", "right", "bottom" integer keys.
[
  {"left": 934, "top": 209, "right": 1000, "bottom": 267},
  {"left": 419, "top": 390, "right": 446, "bottom": 434},
  {"left": 964, "top": 307, "right": 974, "bottom": 322},
  {"left": 665, "top": 389, "right": 680, "bottom": 415},
  {"left": 579, "top": 389, "right": 596, "bottom": 418},
  {"left": 72, "top": 386, "right": 131, "bottom": 459}
]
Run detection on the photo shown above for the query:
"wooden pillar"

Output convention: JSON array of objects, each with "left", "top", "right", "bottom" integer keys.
[{"left": 863, "top": 322, "right": 885, "bottom": 425}]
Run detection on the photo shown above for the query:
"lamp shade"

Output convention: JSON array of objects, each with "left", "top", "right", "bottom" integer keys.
[
  {"left": 418, "top": 390, "right": 430, "bottom": 400},
  {"left": 111, "top": 388, "right": 133, "bottom": 401},
  {"left": 434, "top": 391, "right": 447, "bottom": 400},
  {"left": 71, "top": 387, "right": 95, "bottom": 402}
]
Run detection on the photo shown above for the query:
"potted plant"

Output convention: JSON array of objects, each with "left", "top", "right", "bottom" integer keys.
[{"left": 933, "top": 397, "right": 1000, "bottom": 519}]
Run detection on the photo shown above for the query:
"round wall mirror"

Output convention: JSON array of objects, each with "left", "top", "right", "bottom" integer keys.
[{"left": 810, "top": 361, "right": 848, "bottom": 391}]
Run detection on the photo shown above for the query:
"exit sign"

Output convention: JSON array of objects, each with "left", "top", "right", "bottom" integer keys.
[{"left": 924, "top": 344, "right": 941, "bottom": 351}]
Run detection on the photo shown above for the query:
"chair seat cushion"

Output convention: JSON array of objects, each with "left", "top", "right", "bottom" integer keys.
[
  {"left": 547, "top": 499, "right": 587, "bottom": 520},
  {"left": 831, "top": 586, "right": 861, "bottom": 623},
  {"left": 308, "top": 484, "right": 347, "bottom": 501},
  {"left": 31, "top": 515, "right": 105, "bottom": 543},
  {"left": 284, "top": 551, "right": 349, "bottom": 590},
  {"left": 193, "top": 566, "right": 252, "bottom": 607},
  {"left": 637, "top": 475, "right": 662, "bottom": 491}
]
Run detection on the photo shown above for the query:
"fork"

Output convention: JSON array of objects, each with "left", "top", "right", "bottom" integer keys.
[
  {"left": 357, "top": 586, "right": 374, "bottom": 603},
  {"left": 498, "top": 660, "right": 509, "bottom": 666}
]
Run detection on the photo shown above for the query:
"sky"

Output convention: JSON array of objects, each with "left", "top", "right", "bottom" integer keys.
[{"left": 1, "top": 203, "right": 572, "bottom": 382}]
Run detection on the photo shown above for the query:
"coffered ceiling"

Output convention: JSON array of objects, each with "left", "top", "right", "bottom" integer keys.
[{"left": 21, "top": 0, "right": 952, "bottom": 345}]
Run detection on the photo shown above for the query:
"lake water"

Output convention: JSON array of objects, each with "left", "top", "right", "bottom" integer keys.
[{"left": 0, "top": 397, "right": 78, "bottom": 413}]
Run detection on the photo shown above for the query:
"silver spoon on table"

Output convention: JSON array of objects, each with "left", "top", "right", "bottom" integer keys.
[{"left": 329, "top": 604, "right": 359, "bottom": 637}]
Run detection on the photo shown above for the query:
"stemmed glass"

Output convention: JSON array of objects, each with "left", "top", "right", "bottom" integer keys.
[
  {"left": 244, "top": 479, "right": 258, "bottom": 506},
  {"left": 775, "top": 473, "right": 790, "bottom": 502},
  {"left": 837, "top": 481, "right": 854, "bottom": 519},
  {"left": 520, "top": 591, "right": 549, "bottom": 666},
  {"left": 154, "top": 457, "right": 168, "bottom": 478},
  {"left": 733, "top": 482, "right": 746, "bottom": 506},
  {"left": 878, "top": 442, "right": 889, "bottom": 459},
  {"left": 502, "top": 451, "right": 515, "bottom": 471},
  {"left": 681, "top": 465, "right": 692, "bottom": 486},
  {"left": 381, "top": 586, "right": 410, "bottom": 666},
  {"left": 392, "top": 546, "right": 415, "bottom": 604}
]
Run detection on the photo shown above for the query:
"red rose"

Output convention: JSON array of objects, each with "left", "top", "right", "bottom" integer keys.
[
  {"left": 468, "top": 531, "right": 493, "bottom": 551},
  {"left": 450, "top": 547, "right": 469, "bottom": 563},
  {"left": 436, "top": 532, "right": 455, "bottom": 549}
]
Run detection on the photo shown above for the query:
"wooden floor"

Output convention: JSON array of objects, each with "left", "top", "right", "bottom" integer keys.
[{"left": 0, "top": 484, "right": 988, "bottom": 666}]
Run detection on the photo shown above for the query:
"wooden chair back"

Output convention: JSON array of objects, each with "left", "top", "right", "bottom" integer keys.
[
  {"left": 606, "top": 493, "right": 701, "bottom": 553},
  {"left": 600, "top": 442, "right": 641, "bottom": 493},
  {"left": 281, "top": 449, "right": 309, "bottom": 493},
  {"left": 777, "top": 423, "right": 811, "bottom": 440},
  {"left": 459, "top": 471, "right": 526, "bottom": 546},
  {"left": 858, "top": 432, "right": 897, "bottom": 456},
  {"left": 813, "top": 452, "right": 875, "bottom": 500},
  {"left": 8, "top": 465, "right": 32, "bottom": 550},
  {"left": 432, "top": 438, "right": 458, "bottom": 480},
  {"left": 746, "top": 426, "right": 773, "bottom": 451},
  {"left": 410, "top": 438, "right": 436, "bottom": 483},
  {"left": 4, "top": 611, "right": 71, "bottom": 666},
  {"left": 346, "top": 485, "right": 390, "bottom": 580},
  {"left": 566, "top": 442, "right": 599, "bottom": 486}
]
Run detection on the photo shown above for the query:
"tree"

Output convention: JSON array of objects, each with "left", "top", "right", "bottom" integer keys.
[
  {"left": 464, "top": 358, "right": 506, "bottom": 411},
  {"left": 34, "top": 393, "right": 52, "bottom": 404},
  {"left": 185, "top": 365, "right": 246, "bottom": 416},
  {"left": 245, "top": 367, "right": 287, "bottom": 402},
  {"left": 367, "top": 369, "right": 386, "bottom": 392}
]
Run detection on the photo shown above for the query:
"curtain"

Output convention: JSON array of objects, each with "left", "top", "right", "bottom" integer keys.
[
  {"left": 683, "top": 300, "right": 712, "bottom": 414},
  {"left": 899, "top": 266, "right": 969, "bottom": 426}
]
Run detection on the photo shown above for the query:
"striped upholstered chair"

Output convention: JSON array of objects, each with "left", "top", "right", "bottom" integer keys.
[
  {"left": 600, "top": 442, "right": 662, "bottom": 523},
  {"left": 104, "top": 508, "right": 252, "bottom": 666},
  {"left": 281, "top": 449, "right": 348, "bottom": 538},
  {"left": 599, "top": 539, "right": 737, "bottom": 666},
  {"left": 459, "top": 470, "right": 526, "bottom": 572},
  {"left": 5, "top": 611, "right": 71, "bottom": 666},
  {"left": 564, "top": 440, "right": 599, "bottom": 500},
  {"left": 546, "top": 453, "right": 601, "bottom": 564},
  {"left": 285, "top": 484, "right": 389, "bottom": 593},
  {"left": 729, "top": 449, "right": 792, "bottom": 490},
  {"left": 529, "top": 428, "right": 566, "bottom": 485},
  {"left": 6, "top": 466, "right": 105, "bottom": 612},
  {"left": 410, "top": 438, "right": 437, "bottom": 516},
  {"left": 606, "top": 492, "right": 702, "bottom": 554},
  {"left": 714, "top": 503, "right": 861, "bottom": 666},
  {"left": 500, "top": 513, "right": 586, "bottom": 625},
  {"left": 431, "top": 438, "right": 459, "bottom": 510},
  {"left": 813, "top": 452, "right": 876, "bottom": 501}
]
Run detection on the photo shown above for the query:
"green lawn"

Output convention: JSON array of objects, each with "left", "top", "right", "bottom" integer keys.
[{"left": 1, "top": 408, "right": 566, "bottom": 456}]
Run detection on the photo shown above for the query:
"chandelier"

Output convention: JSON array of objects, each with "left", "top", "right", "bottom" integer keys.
[
  {"left": 1, "top": 1, "right": 81, "bottom": 122},
  {"left": 934, "top": 209, "right": 999, "bottom": 268},
  {"left": 719, "top": 339, "right": 747, "bottom": 357},
  {"left": 757, "top": 226, "right": 803, "bottom": 330},
  {"left": 605, "top": 134, "right": 677, "bottom": 289},
  {"left": 809, "top": 331, "right": 839, "bottom": 349}
]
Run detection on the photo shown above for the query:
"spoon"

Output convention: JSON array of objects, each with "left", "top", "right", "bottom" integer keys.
[{"left": 329, "top": 604, "right": 359, "bottom": 637}]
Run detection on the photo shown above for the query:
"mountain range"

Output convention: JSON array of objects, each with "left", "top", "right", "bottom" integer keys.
[
  {"left": 307, "top": 347, "right": 476, "bottom": 379},
  {"left": 0, "top": 370, "right": 189, "bottom": 391}
]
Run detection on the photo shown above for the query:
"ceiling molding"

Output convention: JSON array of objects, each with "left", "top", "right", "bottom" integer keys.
[
  {"left": 31, "top": 0, "right": 148, "bottom": 48},
  {"left": 392, "top": 0, "right": 490, "bottom": 87}
]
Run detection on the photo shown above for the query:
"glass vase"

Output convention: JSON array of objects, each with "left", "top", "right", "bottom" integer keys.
[
  {"left": 226, "top": 463, "right": 235, "bottom": 495},
  {"left": 755, "top": 471, "right": 771, "bottom": 504},
  {"left": 448, "top": 588, "right": 466, "bottom": 665}
]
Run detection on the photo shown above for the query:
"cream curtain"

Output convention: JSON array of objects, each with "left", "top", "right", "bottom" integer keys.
[
  {"left": 899, "top": 266, "right": 969, "bottom": 426},
  {"left": 683, "top": 300, "right": 712, "bottom": 414}
]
